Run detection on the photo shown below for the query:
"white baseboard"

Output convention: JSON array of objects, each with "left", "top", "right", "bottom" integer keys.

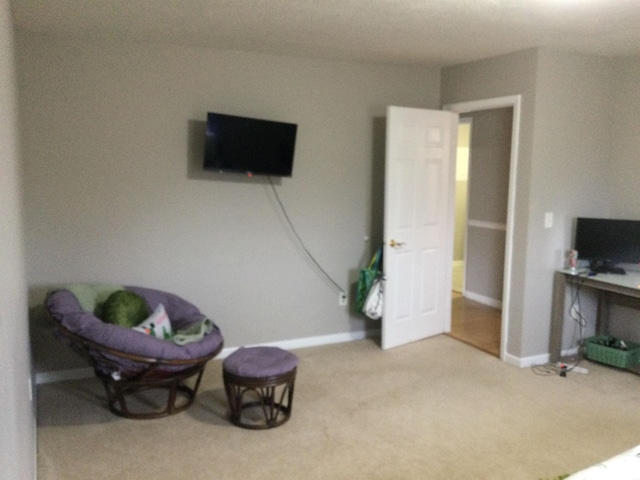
[
  {"left": 504, "top": 347, "right": 580, "bottom": 369},
  {"left": 34, "top": 329, "right": 381, "bottom": 384},
  {"left": 464, "top": 291, "right": 502, "bottom": 309},
  {"left": 36, "top": 328, "right": 565, "bottom": 380},
  {"left": 504, "top": 352, "right": 549, "bottom": 368},
  {"left": 218, "top": 328, "right": 381, "bottom": 359}
]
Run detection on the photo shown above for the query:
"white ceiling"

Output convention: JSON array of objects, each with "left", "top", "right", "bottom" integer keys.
[{"left": 10, "top": 0, "right": 640, "bottom": 67}]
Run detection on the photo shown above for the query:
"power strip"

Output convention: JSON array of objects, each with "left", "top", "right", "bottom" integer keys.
[{"left": 557, "top": 362, "right": 589, "bottom": 374}]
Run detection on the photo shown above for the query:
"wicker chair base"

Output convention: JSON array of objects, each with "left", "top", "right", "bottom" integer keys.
[
  {"left": 97, "top": 363, "right": 207, "bottom": 419},
  {"left": 47, "top": 313, "right": 222, "bottom": 420}
]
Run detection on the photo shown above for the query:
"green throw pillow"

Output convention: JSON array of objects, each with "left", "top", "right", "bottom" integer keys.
[{"left": 101, "top": 290, "right": 150, "bottom": 328}]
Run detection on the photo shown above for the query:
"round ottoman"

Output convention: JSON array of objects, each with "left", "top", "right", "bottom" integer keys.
[{"left": 223, "top": 346, "right": 299, "bottom": 429}]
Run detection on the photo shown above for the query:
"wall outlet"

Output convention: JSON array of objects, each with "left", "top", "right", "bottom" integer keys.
[{"left": 339, "top": 293, "right": 348, "bottom": 306}]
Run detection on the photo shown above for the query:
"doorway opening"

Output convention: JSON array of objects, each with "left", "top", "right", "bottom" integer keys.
[
  {"left": 444, "top": 96, "right": 521, "bottom": 361},
  {"left": 447, "top": 118, "right": 500, "bottom": 357},
  {"left": 449, "top": 117, "right": 503, "bottom": 357}
]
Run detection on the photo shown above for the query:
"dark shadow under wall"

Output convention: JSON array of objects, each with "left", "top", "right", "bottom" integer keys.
[
  {"left": 371, "top": 116, "right": 386, "bottom": 253},
  {"left": 30, "top": 285, "right": 86, "bottom": 376},
  {"left": 346, "top": 116, "right": 387, "bottom": 331},
  {"left": 29, "top": 301, "right": 86, "bottom": 375}
]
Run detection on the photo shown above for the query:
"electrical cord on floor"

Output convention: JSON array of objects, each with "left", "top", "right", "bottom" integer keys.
[
  {"left": 564, "top": 273, "right": 589, "bottom": 372},
  {"left": 532, "top": 273, "right": 590, "bottom": 377},
  {"left": 531, "top": 363, "right": 562, "bottom": 376},
  {"left": 267, "top": 176, "right": 347, "bottom": 297}
]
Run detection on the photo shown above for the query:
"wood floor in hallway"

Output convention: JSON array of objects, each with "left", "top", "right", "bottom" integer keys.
[{"left": 449, "top": 292, "right": 501, "bottom": 357}]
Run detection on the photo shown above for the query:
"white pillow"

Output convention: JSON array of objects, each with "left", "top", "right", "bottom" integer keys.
[
  {"left": 566, "top": 444, "right": 640, "bottom": 479},
  {"left": 132, "top": 304, "right": 173, "bottom": 340}
]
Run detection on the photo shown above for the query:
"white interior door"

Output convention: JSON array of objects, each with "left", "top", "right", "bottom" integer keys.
[{"left": 382, "top": 106, "right": 458, "bottom": 350}]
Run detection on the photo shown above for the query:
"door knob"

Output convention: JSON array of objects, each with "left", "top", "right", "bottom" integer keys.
[{"left": 389, "top": 239, "right": 406, "bottom": 248}]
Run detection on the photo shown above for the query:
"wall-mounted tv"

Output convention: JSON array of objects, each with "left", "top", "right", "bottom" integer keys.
[
  {"left": 204, "top": 112, "right": 297, "bottom": 177},
  {"left": 575, "top": 217, "right": 640, "bottom": 273}
]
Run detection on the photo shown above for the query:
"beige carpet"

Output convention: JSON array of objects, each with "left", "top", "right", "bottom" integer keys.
[{"left": 36, "top": 336, "right": 640, "bottom": 479}]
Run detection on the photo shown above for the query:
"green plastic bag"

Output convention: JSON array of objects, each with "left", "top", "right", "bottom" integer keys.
[{"left": 356, "top": 247, "right": 382, "bottom": 313}]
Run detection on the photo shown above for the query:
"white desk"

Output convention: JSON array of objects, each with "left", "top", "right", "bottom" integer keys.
[{"left": 549, "top": 269, "right": 640, "bottom": 365}]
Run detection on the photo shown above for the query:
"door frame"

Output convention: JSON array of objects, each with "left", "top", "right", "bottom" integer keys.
[{"left": 443, "top": 95, "right": 521, "bottom": 361}]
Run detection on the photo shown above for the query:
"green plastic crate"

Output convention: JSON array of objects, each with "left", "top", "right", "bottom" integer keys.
[{"left": 586, "top": 336, "right": 640, "bottom": 369}]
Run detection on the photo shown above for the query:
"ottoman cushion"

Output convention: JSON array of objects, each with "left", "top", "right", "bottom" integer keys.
[{"left": 224, "top": 346, "right": 298, "bottom": 378}]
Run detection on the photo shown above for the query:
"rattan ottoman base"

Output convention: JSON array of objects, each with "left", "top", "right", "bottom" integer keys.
[{"left": 223, "top": 347, "right": 299, "bottom": 429}]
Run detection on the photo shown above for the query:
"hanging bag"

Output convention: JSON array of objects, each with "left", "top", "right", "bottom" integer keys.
[
  {"left": 356, "top": 247, "right": 382, "bottom": 313},
  {"left": 363, "top": 275, "right": 383, "bottom": 320}
]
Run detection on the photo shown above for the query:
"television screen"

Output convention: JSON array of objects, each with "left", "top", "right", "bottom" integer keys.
[
  {"left": 204, "top": 112, "right": 297, "bottom": 177},
  {"left": 575, "top": 217, "right": 640, "bottom": 270}
]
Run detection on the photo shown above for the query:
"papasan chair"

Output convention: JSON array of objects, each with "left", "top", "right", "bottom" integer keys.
[{"left": 45, "top": 284, "right": 224, "bottom": 419}]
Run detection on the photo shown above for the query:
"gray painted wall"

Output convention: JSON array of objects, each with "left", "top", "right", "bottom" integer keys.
[
  {"left": 442, "top": 48, "right": 539, "bottom": 358},
  {"left": 0, "top": 0, "right": 36, "bottom": 477},
  {"left": 12, "top": 25, "right": 640, "bottom": 384},
  {"left": 6, "top": 16, "right": 640, "bottom": 476},
  {"left": 606, "top": 56, "right": 640, "bottom": 338},
  {"left": 525, "top": 50, "right": 615, "bottom": 356},
  {"left": 443, "top": 49, "right": 631, "bottom": 358},
  {"left": 465, "top": 107, "right": 512, "bottom": 303},
  {"left": 611, "top": 57, "right": 640, "bottom": 217},
  {"left": 16, "top": 32, "right": 441, "bottom": 370}
]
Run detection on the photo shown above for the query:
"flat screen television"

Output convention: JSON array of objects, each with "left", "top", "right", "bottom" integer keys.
[
  {"left": 574, "top": 217, "right": 640, "bottom": 273},
  {"left": 204, "top": 112, "right": 297, "bottom": 177}
]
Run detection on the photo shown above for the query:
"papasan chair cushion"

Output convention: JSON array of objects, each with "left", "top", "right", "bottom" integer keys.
[{"left": 45, "top": 284, "right": 224, "bottom": 419}]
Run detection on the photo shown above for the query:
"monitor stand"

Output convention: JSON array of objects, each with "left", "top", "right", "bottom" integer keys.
[{"left": 589, "top": 260, "right": 626, "bottom": 275}]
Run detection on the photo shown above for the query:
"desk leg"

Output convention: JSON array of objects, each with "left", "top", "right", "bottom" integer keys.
[
  {"left": 549, "top": 271, "right": 566, "bottom": 363},
  {"left": 596, "top": 291, "right": 610, "bottom": 336}
]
